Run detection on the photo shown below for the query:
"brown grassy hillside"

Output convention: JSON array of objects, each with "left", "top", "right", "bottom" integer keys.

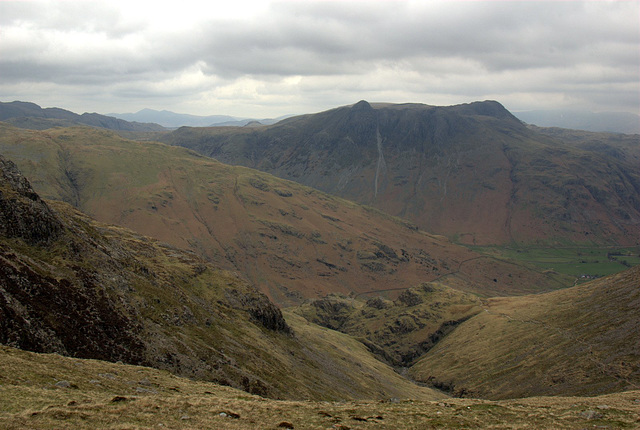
[
  {"left": 409, "top": 265, "right": 640, "bottom": 399},
  {"left": 0, "top": 123, "right": 568, "bottom": 305}
]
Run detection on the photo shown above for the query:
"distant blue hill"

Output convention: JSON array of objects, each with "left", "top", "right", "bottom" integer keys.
[
  {"left": 514, "top": 109, "right": 639, "bottom": 134},
  {"left": 109, "top": 108, "right": 290, "bottom": 128},
  {"left": 0, "top": 101, "right": 165, "bottom": 132}
]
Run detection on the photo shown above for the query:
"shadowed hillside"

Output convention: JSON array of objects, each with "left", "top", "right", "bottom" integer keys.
[
  {"left": 0, "top": 123, "right": 568, "bottom": 305},
  {"left": 161, "top": 101, "right": 640, "bottom": 246}
]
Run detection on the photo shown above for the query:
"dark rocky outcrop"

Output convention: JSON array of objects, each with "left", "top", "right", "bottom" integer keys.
[
  {"left": 225, "top": 288, "right": 292, "bottom": 334},
  {"left": 0, "top": 252, "right": 147, "bottom": 363},
  {"left": 0, "top": 156, "right": 64, "bottom": 244},
  {"left": 0, "top": 155, "right": 145, "bottom": 362},
  {"left": 309, "top": 296, "right": 355, "bottom": 330},
  {"left": 395, "top": 289, "right": 424, "bottom": 307}
]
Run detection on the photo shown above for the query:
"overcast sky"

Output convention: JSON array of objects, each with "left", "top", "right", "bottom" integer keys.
[{"left": 1, "top": 0, "right": 638, "bottom": 118}]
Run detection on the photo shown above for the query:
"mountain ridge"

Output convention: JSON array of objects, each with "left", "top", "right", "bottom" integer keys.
[{"left": 515, "top": 109, "right": 640, "bottom": 134}]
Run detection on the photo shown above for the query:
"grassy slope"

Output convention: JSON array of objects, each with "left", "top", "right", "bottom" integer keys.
[
  {"left": 409, "top": 266, "right": 640, "bottom": 399},
  {"left": 0, "top": 123, "right": 568, "bottom": 305},
  {"left": 1, "top": 345, "right": 639, "bottom": 430}
]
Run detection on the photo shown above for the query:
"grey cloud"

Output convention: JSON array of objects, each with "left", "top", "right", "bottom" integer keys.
[
  {"left": 0, "top": 1, "right": 143, "bottom": 38},
  {"left": 191, "top": 1, "right": 638, "bottom": 78},
  {"left": 0, "top": 0, "right": 637, "bottom": 116},
  {"left": 5, "top": 1, "right": 638, "bottom": 79}
]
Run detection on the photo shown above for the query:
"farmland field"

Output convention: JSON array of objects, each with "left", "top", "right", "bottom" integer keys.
[{"left": 469, "top": 245, "right": 640, "bottom": 282}]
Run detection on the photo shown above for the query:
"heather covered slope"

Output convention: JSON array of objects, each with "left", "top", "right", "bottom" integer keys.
[
  {"left": 161, "top": 100, "right": 640, "bottom": 246},
  {"left": 409, "top": 265, "right": 640, "bottom": 399},
  {"left": 0, "top": 123, "right": 567, "bottom": 305},
  {"left": 0, "top": 154, "right": 441, "bottom": 401}
]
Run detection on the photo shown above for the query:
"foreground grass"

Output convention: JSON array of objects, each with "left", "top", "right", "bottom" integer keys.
[
  {"left": 470, "top": 245, "right": 640, "bottom": 282},
  {"left": 1, "top": 346, "right": 639, "bottom": 429}
]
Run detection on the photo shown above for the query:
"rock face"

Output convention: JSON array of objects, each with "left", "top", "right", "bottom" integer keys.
[
  {"left": 0, "top": 156, "right": 63, "bottom": 244},
  {"left": 225, "top": 288, "right": 291, "bottom": 334},
  {"left": 0, "top": 155, "right": 145, "bottom": 362},
  {"left": 0, "top": 253, "right": 147, "bottom": 363}
]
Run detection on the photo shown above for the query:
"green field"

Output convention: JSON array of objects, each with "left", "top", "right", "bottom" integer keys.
[{"left": 470, "top": 245, "right": 640, "bottom": 282}]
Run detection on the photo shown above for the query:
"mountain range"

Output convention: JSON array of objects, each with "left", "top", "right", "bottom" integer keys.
[
  {"left": 2, "top": 130, "right": 638, "bottom": 404},
  {"left": 116, "top": 107, "right": 640, "bottom": 134},
  {"left": 108, "top": 108, "right": 289, "bottom": 128},
  {"left": 0, "top": 100, "right": 639, "bottom": 427},
  {"left": 161, "top": 100, "right": 640, "bottom": 246},
  {"left": 108, "top": 106, "right": 640, "bottom": 134},
  {"left": 0, "top": 101, "right": 165, "bottom": 132}
]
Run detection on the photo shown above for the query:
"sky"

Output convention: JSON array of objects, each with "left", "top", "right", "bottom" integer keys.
[{"left": 1, "top": 0, "right": 638, "bottom": 118}]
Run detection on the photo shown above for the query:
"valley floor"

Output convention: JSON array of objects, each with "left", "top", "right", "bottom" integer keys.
[{"left": 1, "top": 346, "right": 639, "bottom": 430}]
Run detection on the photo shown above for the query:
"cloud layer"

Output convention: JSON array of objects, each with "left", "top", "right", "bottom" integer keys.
[{"left": 1, "top": 0, "right": 638, "bottom": 117}]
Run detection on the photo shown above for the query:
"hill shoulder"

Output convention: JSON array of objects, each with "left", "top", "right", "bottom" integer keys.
[{"left": 410, "top": 266, "right": 640, "bottom": 399}]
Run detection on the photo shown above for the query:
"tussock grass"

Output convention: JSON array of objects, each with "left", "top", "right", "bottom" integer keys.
[{"left": 1, "top": 346, "right": 639, "bottom": 429}]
